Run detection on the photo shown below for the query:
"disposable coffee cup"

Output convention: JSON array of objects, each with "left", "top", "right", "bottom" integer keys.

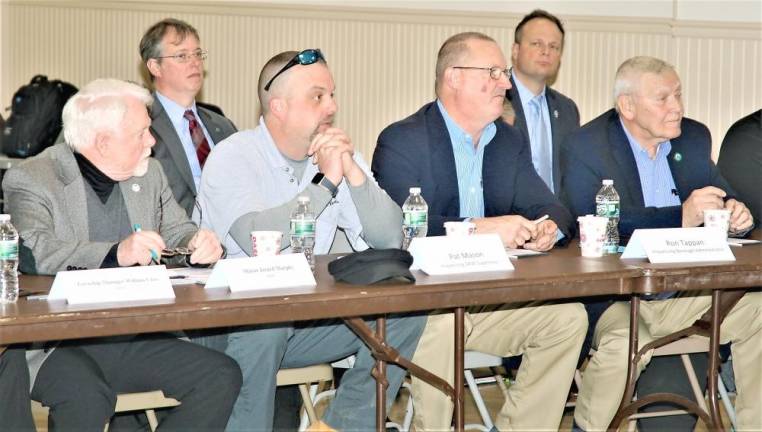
[
  {"left": 703, "top": 209, "right": 731, "bottom": 240},
  {"left": 578, "top": 215, "right": 608, "bottom": 257},
  {"left": 250, "top": 231, "right": 282, "bottom": 257},
  {"left": 444, "top": 221, "right": 476, "bottom": 236}
]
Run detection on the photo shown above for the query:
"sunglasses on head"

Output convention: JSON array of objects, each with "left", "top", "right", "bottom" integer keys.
[{"left": 264, "top": 49, "right": 325, "bottom": 91}]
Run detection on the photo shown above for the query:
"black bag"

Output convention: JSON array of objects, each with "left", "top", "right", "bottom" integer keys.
[{"left": 1, "top": 75, "right": 78, "bottom": 158}]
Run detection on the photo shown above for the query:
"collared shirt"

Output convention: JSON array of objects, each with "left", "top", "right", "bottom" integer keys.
[
  {"left": 155, "top": 91, "right": 215, "bottom": 192},
  {"left": 512, "top": 72, "right": 554, "bottom": 190},
  {"left": 436, "top": 99, "right": 496, "bottom": 218},
  {"left": 620, "top": 119, "right": 681, "bottom": 208},
  {"left": 196, "top": 116, "right": 369, "bottom": 259}
]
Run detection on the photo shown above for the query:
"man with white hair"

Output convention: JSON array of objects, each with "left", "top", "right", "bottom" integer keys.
[
  {"left": 562, "top": 56, "right": 760, "bottom": 431},
  {"left": 2, "top": 78, "right": 242, "bottom": 431}
]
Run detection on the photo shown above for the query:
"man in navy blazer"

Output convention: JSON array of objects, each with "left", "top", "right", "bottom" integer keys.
[
  {"left": 561, "top": 56, "right": 760, "bottom": 431},
  {"left": 506, "top": 9, "right": 580, "bottom": 195},
  {"left": 372, "top": 32, "right": 586, "bottom": 431}
]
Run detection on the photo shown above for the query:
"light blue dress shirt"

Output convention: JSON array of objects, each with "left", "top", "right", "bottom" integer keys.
[
  {"left": 436, "top": 100, "right": 496, "bottom": 218},
  {"left": 620, "top": 119, "right": 681, "bottom": 208},
  {"left": 155, "top": 92, "right": 215, "bottom": 192},
  {"left": 512, "top": 73, "right": 554, "bottom": 191}
]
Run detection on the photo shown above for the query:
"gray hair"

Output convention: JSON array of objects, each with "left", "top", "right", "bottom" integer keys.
[
  {"left": 62, "top": 79, "right": 153, "bottom": 151},
  {"left": 613, "top": 56, "right": 676, "bottom": 105},
  {"left": 435, "top": 32, "right": 497, "bottom": 95}
]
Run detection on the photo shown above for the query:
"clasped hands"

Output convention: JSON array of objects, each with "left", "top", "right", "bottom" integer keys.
[
  {"left": 307, "top": 127, "right": 366, "bottom": 187},
  {"left": 117, "top": 229, "right": 223, "bottom": 267},
  {"left": 472, "top": 215, "right": 558, "bottom": 251},
  {"left": 682, "top": 186, "right": 753, "bottom": 233}
]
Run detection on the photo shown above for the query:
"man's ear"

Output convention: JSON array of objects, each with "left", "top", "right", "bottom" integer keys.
[
  {"left": 444, "top": 67, "right": 459, "bottom": 91},
  {"left": 270, "top": 98, "right": 286, "bottom": 117},
  {"left": 94, "top": 132, "right": 110, "bottom": 156},
  {"left": 146, "top": 59, "right": 162, "bottom": 79},
  {"left": 617, "top": 94, "right": 635, "bottom": 120}
]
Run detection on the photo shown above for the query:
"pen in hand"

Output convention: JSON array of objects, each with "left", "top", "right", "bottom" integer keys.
[
  {"left": 532, "top": 215, "right": 550, "bottom": 225},
  {"left": 133, "top": 223, "right": 160, "bottom": 265}
]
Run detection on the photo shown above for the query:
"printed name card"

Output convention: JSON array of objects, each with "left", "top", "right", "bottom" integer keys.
[
  {"left": 407, "top": 234, "right": 514, "bottom": 275},
  {"left": 205, "top": 253, "right": 316, "bottom": 292},
  {"left": 48, "top": 265, "right": 174, "bottom": 305},
  {"left": 621, "top": 227, "right": 735, "bottom": 263}
]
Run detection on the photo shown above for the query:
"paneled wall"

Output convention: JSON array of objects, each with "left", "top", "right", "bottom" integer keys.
[{"left": 1, "top": 1, "right": 760, "bottom": 160}]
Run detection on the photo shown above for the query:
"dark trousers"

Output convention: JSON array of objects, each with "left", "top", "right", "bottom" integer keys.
[
  {"left": 31, "top": 333, "right": 242, "bottom": 432},
  {"left": 0, "top": 346, "right": 36, "bottom": 431}
]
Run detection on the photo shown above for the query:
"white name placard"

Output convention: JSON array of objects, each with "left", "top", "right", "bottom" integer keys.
[
  {"left": 48, "top": 265, "right": 175, "bottom": 305},
  {"left": 408, "top": 234, "right": 514, "bottom": 275},
  {"left": 621, "top": 227, "right": 735, "bottom": 263},
  {"left": 205, "top": 254, "right": 316, "bottom": 292}
]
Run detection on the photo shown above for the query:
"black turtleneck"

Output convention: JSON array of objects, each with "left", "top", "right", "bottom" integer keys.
[{"left": 73, "top": 152, "right": 117, "bottom": 204}]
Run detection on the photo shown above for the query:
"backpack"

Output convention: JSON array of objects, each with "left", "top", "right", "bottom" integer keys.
[{"left": 1, "top": 75, "right": 78, "bottom": 158}]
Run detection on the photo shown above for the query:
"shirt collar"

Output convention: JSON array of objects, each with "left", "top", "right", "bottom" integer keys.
[
  {"left": 256, "top": 116, "right": 313, "bottom": 181},
  {"left": 155, "top": 91, "right": 198, "bottom": 127},
  {"left": 436, "top": 99, "right": 495, "bottom": 150},
  {"left": 512, "top": 71, "right": 546, "bottom": 106},
  {"left": 620, "top": 118, "right": 672, "bottom": 161}
]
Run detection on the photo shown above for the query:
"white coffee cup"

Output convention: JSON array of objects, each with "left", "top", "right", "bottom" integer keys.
[
  {"left": 703, "top": 209, "right": 731, "bottom": 240},
  {"left": 578, "top": 215, "right": 608, "bottom": 257},
  {"left": 250, "top": 231, "right": 282, "bottom": 257},
  {"left": 444, "top": 221, "right": 476, "bottom": 236}
]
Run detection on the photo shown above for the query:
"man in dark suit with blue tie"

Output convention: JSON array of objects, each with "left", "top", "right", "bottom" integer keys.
[
  {"left": 562, "top": 56, "right": 760, "bottom": 431},
  {"left": 506, "top": 9, "right": 580, "bottom": 195}
]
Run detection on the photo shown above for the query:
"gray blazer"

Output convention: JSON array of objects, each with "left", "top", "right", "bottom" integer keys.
[
  {"left": 2, "top": 143, "right": 197, "bottom": 275},
  {"left": 507, "top": 75, "right": 580, "bottom": 195},
  {"left": 150, "top": 98, "right": 237, "bottom": 216}
]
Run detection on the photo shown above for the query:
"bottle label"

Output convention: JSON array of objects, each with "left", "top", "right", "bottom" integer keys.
[
  {"left": 0, "top": 240, "right": 18, "bottom": 260},
  {"left": 404, "top": 210, "right": 427, "bottom": 227},
  {"left": 596, "top": 202, "right": 620, "bottom": 218},
  {"left": 290, "top": 219, "right": 316, "bottom": 236}
]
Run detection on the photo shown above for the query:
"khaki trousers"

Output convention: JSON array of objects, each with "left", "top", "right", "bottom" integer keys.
[
  {"left": 574, "top": 291, "right": 762, "bottom": 431},
  {"left": 411, "top": 302, "right": 587, "bottom": 431}
]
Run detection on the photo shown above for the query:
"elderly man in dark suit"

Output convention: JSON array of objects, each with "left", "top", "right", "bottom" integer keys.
[
  {"left": 373, "top": 31, "right": 587, "bottom": 431},
  {"left": 2, "top": 78, "right": 241, "bottom": 431},
  {"left": 562, "top": 56, "right": 760, "bottom": 431},
  {"left": 140, "top": 18, "right": 237, "bottom": 217},
  {"left": 506, "top": 9, "right": 580, "bottom": 195}
]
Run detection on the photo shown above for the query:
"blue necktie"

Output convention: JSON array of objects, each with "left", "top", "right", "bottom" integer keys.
[{"left": 530, "top": 96, "right": 553, "bottom": 192}]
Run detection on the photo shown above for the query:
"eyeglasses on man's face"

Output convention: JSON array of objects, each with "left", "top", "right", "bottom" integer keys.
[
  {"left": 452, "top": 66, "right": 510, "bottom": 81},
  {"left": 156, "top": 49, "right": 208, "bottom": 64},
  {"left": 264, "top": 49, "right": 325, "bottom": 91}
]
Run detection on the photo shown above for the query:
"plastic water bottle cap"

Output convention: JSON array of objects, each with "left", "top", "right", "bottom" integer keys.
[
  {"left": 602, "top": 179, "right": 613, "bottom": 186},
  {"left": 0, "top": 214, "right": 10, "bottom": 222},
  {"left": 409, "top": 187, "right": 421, "bottom": 194}
]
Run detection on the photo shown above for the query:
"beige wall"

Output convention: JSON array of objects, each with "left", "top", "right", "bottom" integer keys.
[{"left": 1, "top": 1, "right": 760, "bottom": 161}]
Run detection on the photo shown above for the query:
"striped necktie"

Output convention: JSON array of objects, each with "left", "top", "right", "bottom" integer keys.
[{"left": 183, "top": 109, "right": 211, "bottom": 168}]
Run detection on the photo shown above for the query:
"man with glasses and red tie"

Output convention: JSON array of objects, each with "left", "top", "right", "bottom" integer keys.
[
  {"left": 191, "top": 49, "right": 425, "bottom": 431},
  {"left": 372, "top": 32, "right": 586, "bottom": 431},
  {"left": 140, "top": 18, "right": 237, "bottom": 217}
]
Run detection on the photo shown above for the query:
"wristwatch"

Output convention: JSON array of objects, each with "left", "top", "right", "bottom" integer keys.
[{"left": 311, "top": 173, "right": 338, "bottom": 198}]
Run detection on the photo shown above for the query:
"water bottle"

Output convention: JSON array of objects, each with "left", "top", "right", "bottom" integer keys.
[
  {"left": 0, "top": 214, "right": 19, "bottom": 303},
  {"left": 290, "top": 196, "right": 316, "bottom": 269},
  {"left": 402, "top": 187, "right": 428, "bottom": 250},
  {"left": 595, "top": 179, "right": 620, "bottom": 254}
]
